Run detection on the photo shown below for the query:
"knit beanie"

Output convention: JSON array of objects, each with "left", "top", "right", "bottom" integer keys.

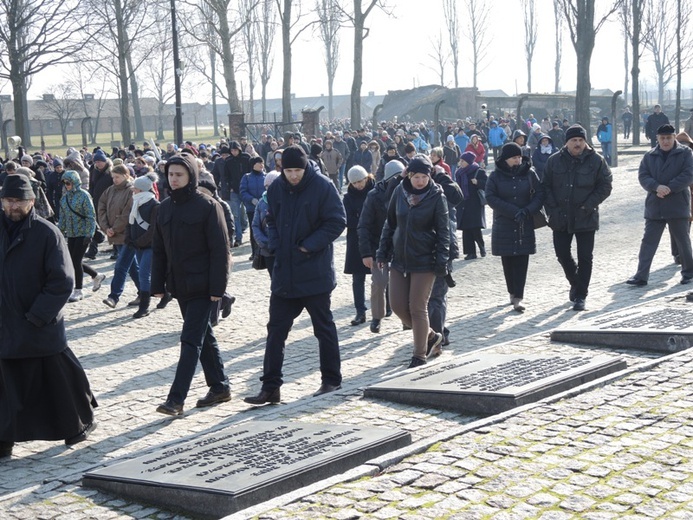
[
  {"left": 407, "top": 154, "right": 433, "bottom": 175},
  {"left": 93, "top": 149, "right": 108, "bottom": 163},
  {"left": 498, "top": 143, "right": 523, "bottom": 164},
  {"left": 460, "top": 151, "right": 477, "bottom": 165},
  {"left": 20, "top": 155, "right": 33, "bottom": 166},
  {"left": 310, "top": 143, "right": 323, "bottom": 157},
  {"left": 0, "top": 175, "right": 35, "bottom": 200},
  {"left": 565, "top": 124, "right": 587, "bottom": 141},
  {"left": 281, "top": 145, "right": 308, "bottom": 170},
  {"left": 264, "top": 171, "right": 280, "bottom": 187},
  {"left": 53, "top": 157, "right": 64, "bottom": 168},
  {"left": 133, "top": 175, "right": 154, "bottom": 192},
  {"left": 383, "top": 160, "right": 405, "bottom": 181},
  {"left": 347, "top": 165, "right": 368, "bottom": 184},
  {"left": 250, "top": 156, "right": 264, "bottom": 168}
]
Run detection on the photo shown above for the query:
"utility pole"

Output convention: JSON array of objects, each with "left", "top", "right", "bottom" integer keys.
[{"left": 171, "top": 0, "right": 183, "bottom": 145}]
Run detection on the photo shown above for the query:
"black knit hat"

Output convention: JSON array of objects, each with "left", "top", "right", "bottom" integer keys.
[
  {"left": 657, "top": 124, "right": 676, "bottom": 135},
  {"left": 565, "top": 124, "right": 587, "bottom": 141},
  {"left": 407, "top": 154, "right": 433, "bottom": 175},
  {"left": 0, "top": 175, "right": 35, "bottom": 200},
  {"left": 310, "top": 143, "right": 323, "bottom": 157},
  {"left": 165, "top": 153, "right": 199, "bottom": 188},
  {"left": 498, "top": 142, "right": 523, "bottom": 164},
  {"left": 249, "top": 156, "right": 264, "bottom": 168},
  {"left": 281, "top": 145, "right": 308, "bottom": 170}
]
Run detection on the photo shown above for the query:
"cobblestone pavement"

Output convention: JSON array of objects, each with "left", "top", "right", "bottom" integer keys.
[{"left": 3, "top": 147, "right": 693, "bottom": 519}]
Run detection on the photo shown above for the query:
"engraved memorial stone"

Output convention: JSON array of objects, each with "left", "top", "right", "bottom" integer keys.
[
  {"left": 551, "top": 305, "right": 693, "bottom": 352},
  {"left": 365, "top": 353, "right": 626, "bottom": 414},
  {"left": 83, "top": 421, "right": 411, "bottom": 518}
]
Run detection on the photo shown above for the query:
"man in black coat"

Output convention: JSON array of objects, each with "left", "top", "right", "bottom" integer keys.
[
  {"left": 222, "top": 141, "right": 251, "bottom": 246},
  {"left": 626, "top": 124, "right": 693, "bottom": 287},
  {"left": 645, "top": 104, "right": 670, "bottom": 148},
  {"left": 152, "top": 154, "right": 231, "bottom": 416},
  {"left": 0, "top": 175, "right": 97, "bottom": 457},
  {"left": 244, "top": 146, "right": 346, "bottom": 405},
  {"left": 542, "top": 124, "right": 613, "bottom": 311}
]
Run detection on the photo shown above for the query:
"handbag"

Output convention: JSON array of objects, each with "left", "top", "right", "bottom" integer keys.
[
  {"left": 252, "top": 253, "right": 267, "bottom": 270},
  {"left": 474, "top": 170, "right": 486, "bottom": 205},
  {"left": 528, "top": 172, "right": 548, "bottom": 229}
]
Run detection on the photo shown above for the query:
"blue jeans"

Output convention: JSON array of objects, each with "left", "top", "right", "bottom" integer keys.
[
  {"left": 600, "top": 142, "right": 612, "bottom": 165},
  {"left": 229, "top": 192, "right": 247, "bottom": 243},
  {"left": 167, "top": 298, "right": 229, "bottom": 405},
  {"left": 135, "top": 248, "right": 152, "bottom": 293},
  {"left": 109, "top": 244, "right": 140, "bottom": 302},
  {"left": 338, "top": 163, "right": 346, "bottom": 189},
  {"left": 260, "top": 291, "right": 341, "bottom": 391},
  {"left": 352, "top": 273, "right": 367, "bottom": 315}
]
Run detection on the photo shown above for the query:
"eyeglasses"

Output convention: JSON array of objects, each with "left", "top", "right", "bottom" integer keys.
[{"left": 2, "top": 199, "right": 32, "bottom": 207}]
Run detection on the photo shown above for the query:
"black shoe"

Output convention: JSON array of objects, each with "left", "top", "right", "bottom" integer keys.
[
  {"left": 625, "top": 277, "right": 647, "bottom": 287},
  {"left": 313, "top": 384, "right": 341, "bottom": 397},
  {"left": 350, "top": 314, "right": 366, "bottom": 326},
  {"left": 408, "top": 357, "right": 427, "bottom": 369},
  {"left": 426, "top": 332, "right": 444, "bottom": 359},
  {"left": 464, "top": 254, "right": 477, "bottom": 260},
  {"left": 156, "top": 400, "right": 184, "bottom": 416},
  {"left": 687, "top": 292, "right": 693, "bottom": 302},
  {"left": 84, "top": 253, "right": 96, "bottom": 260},
  {"left": 402, "top": 323, "right": 412, "bottom": 331},
  {"left": 65, "top": 422, "right": 97, "bottom": 446},
  {"left": 221, "top": 296, "right": 236, "bottom": 319},
  {"left": 385, "top": 309, "right": 393, "bottom": 317},
  {"left": 156, "top": 293, "right": 173, "bottom": 309},
  {"left": 196, "top": 388, "right": 231, "bottom": 408},
  {"left": 0, "top": 441, "right": 14, "bottom": 458},
  {"left": 479, "top": 246, "right": 486, "bottom": 257},
  {"left": 573, "top": 298, "right": 586, "bottom": 311},
  {"left": 244, "top": 388, "right": 280, "bottom": 405},
  {"left": 569, "top": 286, "right": 577, "bottom": 302},
  {"left": 370, "top": 318, "right": 381, "bottom": 333},
  {"left": 127, "top": 293, "right": 141, "bottom": 307},
  {"left": 233, "top": 240, "right": 242, "bottom": 248},
  {"left": 681, "top": 276, "right": 693, "bottom": 285}
]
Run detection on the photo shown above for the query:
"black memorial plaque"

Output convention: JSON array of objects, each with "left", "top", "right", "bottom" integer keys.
[
  {"left": 83, "top": 421, "right": 411, "bottom": 519},
  {"left": 551, "top": 306, "right": 693, "bottom": 352},
  {"left": 364, "top": 353, "right": 626, "bottom": 415}
]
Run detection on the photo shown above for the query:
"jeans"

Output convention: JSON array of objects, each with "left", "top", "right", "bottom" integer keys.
[
  {"left": 552, "top": 230, "right": 595, "bottom": 300},
  {"left": 134, "top": 248, "right": 152, "bottom": 293},
  {"left": 229, "top": 192, "right": 247, "bottom": 243},
  {"left": 260, "top": 291, "right": 341, "bottom": 391},
  {"left": 167, "top": 298, "right": 229, "bottom": 405},
  {"left": 352, "top": 273, "right": 367, "bottom": 315},
  {"left": 109, "top": 244, "right": 140, "bottom": 301},
  {"left": 634, "top": 218, "right": 693, "bottom": 281},
  {"left": 338, "top": 163, "right": 346, "bottom": 189},
  {"left": 427, "top": 275, "right": 448, "bottom": 336},
  {"left": 600, "top": 142, "right": 612, "bottom": 165}
]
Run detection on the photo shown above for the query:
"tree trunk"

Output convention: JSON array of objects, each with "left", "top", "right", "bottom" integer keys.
[
  {"left": 61, "top": 128, "right": 68, "bottom": 147},
  {"left": 623, "top": 29, "right": 629, "bottom": 105},
  {"left": 281, "top": 0, "right": 292, "bottom": 123},
  {"left": 210, "top": 47, "right": 219, "bottom": 136},
  {"left": 527, "top": 61, "right": 532, "bottom": 93},
  {"left": 10, "top": 76, "right": 31, "bottom": 148},
  {"left": 114, "top": 0, "right": 131, "bottom": 145},
  {"left": 328, "top": 75, "right": 334, "bottom": 121},
  {"left": 631, "top": 0, "right": 641, "bottom": 145},
  {"left": 350, "top": 16, "right": 363, "bottom": 127},
  {"left": 126, "top": 53, "right": 145, "bottom": 141},
  {"left": 573, "top": 1, "right": 595, "bottom": 140},
  {"left": 218, "top": 11, "right": 241, "bottom": 115},
  {"left": 675, "top": 0, "right": 682, "bottom": 131}
]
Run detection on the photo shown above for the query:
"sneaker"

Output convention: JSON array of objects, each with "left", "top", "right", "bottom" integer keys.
[
  {"left": 156, "top": 400, "right": 183, "bottom": 416},
  {"left": 426, "top": 332, "right": 444, "bottom": 359},
  {"left": 196, "top": 388, "right": 231, "bottom": 408},
  {"left": 407, "top": 357, "right": 427, "bottom": 369},
  {"left": 92, "top": 273, "right": 106, "bottom": 292},
  {"left": 102, "top": 297, "right": 117, "bottom": 308},
  {"left": 68, "top": 289, "right": 83, "bottom": 303}
]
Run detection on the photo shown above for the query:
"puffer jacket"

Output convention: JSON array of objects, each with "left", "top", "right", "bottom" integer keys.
[
  {"left": 357, "top": 176, "right": 403, "bottom": 259},
  {"left": 486, "top": 157, "right": 546, "bottom": 256},
  {"left": 542, "top": 146, "right": 612, "bottom": 233},
  {"left": 343, "top": 178, "right": 374, "bottom": 275},
  {"left": 376, "top": 178, "right": 450, "bottom": 275},
  {"left": 240, "top": 170, "right": 266, "bottom": 213},
  {"left": 638, "top": 142, "right": 693, "bottom": 220},
  {"left": 252, "top": 194, "right": 272, "bottom": 257},
  {"left": 97, "top": 179, "right": 134, "bottom": 245},
  {"left": 58, "top": 170, "right": 96, "bottom": 238}
]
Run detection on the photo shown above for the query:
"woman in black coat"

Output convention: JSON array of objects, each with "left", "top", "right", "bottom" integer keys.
[
  {"left": 343, "top": 166, "right": 375, "bottom": 325},
  {"left": 485, "top": 143, "right": 546, "bottom": 312},
  {"left": 455, "top": 151, "right": 487, "bottom": 259}
]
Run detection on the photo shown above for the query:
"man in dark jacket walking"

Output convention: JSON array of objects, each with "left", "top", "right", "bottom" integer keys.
[
  {"left": 152, "top": 154, "right": 231, "bottom": 416},
  {"left": 645, "top": 105, "right": 670, "bottom": 148},
  {"left": 542, "top": 124, "right": 613, "bottom": 311},
  {"left": 244, "top": 146, "right": 346, "bottom": 405},
  {"left": 626, "top": 124, "right": 693, "bottom": 287},
  {"left": 0, "top": 175, "right": 97, "bottom": 457},
  {"left": 222, "top": 141, "right": 250, "bottom": 246}
]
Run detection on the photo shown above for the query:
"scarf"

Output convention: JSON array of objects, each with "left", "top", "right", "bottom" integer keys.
[
  {"left": 129, "top": 191, "right": 156, "bottom": 228},
  {"left": 456, "top": 163, "right": 479, "bottom": 199},
  {"left": 403, "top": 177, "right": 431, "bottom": 207},
  {"left": 540, "top": 144, "right": 553, "bottom": 154}
]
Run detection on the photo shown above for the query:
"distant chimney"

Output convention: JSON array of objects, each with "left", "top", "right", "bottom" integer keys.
[
  {"left": 84, "top": 94, "right": 95, "bottom": 101},
  {"left": 368, "top": 91, "right": 374, "bottom": 97},
  {"left": 42, "top": 94, "right": 55, "bottom": 101}
]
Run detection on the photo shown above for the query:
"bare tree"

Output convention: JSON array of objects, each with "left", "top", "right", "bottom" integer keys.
[
  {"left": 442, "top": 0, "right": 460, "bottom": 88},
  {"left": 42, "top": 85, "right": 80, "bottom": 146},
  {"left": 559, "top": 0, "right": 622, "bottom": 137},
  {"left": 618, "top": 0, "right": 630, "bottom": 104},
  {"left": 674, "top": 0, "right": 692, "bottom": 130},
  {"left": 316, "top": 0, "right": 341, "bottom": 121},
  {"left": 522, "top": 0, "right": 538, "bottom": 93},
  {"left": 241, "top": 0, "right": 258, "bottom": 122},
  {"left": 424, "top": 31, "right": 449, "bottom": 87},
  {"left": 552, "top": 0, "right": 563, "bottom": 93},
  {"left": 625, "top": 0, "right": 648, "bottom": 144},
  {"left": 0, "top": 0, "right": 90, "bottom": 147},
  {"left": 71, "top": 65, "right": 111, "bottom": 144},
  {"left": 462, "top": 0, "right": 490, "bottom": 91},
  {"left": 257, "top": 0, "right": 276, "bottom": 121}
]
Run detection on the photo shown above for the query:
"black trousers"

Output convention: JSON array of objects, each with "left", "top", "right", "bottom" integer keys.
[
  {"left": 501, "top": 255, "right": 530, "bottom": 300},
  {"left": 67, "top": 237, "right": 97, "bottom": 290},
  {"left": 552, "top": 230, "right": 595, "bottom": 300}
]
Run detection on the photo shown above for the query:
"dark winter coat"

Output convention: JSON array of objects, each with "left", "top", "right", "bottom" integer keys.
[
  {"left": 486, "top": 157, "right": 546, "bottom": 256},
  {"left": 376, "top": 178, "right": 450, "bottom": 275},
  {"left": 432, "top": 170, "right": 463, "bottom": 261},
  {"left": 266, "top": 162, "right": 346, "bottom": 298},
  {"left": 443, "top": 142, "right": 461, "bottom": 169},
  {"left": 455, "top": 164, "right": 487, "bottom": 230},
  {"left": 127, "top": 198, "right": 160, "bottom": 249},
  {"left": 638, "top": 142, "right": 693, "bottom": 220},
  {"left": 88, "top": 163, "right": 113, "bottom": 209},
  {"left": 151, "top": 191, "right": 230, "bottom": 301},
  {"left": 645, "top": 112, "right": 670, "bottom": 140},
  {"left": 352, "top": 149, "right": 373, "bottom": 171},
  {"left": 240, "top": 170, "right": 266, "bottom": 213},
  {"left": 343, "top": 178, "right": 374, "bottom": 274},
  {"left": 221, "top": 152, "right": 251, "bottom": 200},
  {"left": 357, "top": 176, "right": 403, "bottom": 259},
  {"left": 0, "top": 210, "right": 74, "bottom": 359},
  {"left": 542, "top": 146, "right": 613, "bottom": 233},
  {"left": 531, "top": 135, "right": 558, "bottom": 180}
]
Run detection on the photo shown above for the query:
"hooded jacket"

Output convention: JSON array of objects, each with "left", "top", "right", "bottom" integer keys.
[
  {"left": 58, "top": 170, "right": 97, "bottom": 238},
  {"left": 531, "top": 135, "right": 558, "bottom": 179}
]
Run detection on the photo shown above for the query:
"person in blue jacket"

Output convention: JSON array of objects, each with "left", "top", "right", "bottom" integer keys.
[
  {"left": 531, "top": 135, "right": 558, "bottom": 180},
  {"left": 240, "top": 156, "right": 266, "bottom": 260},
  {"left": 487, "top": 120, "right": 508, "bottom": 162},
  {"left": 244, "top": 145, "right": 346, "bottom": 405},
  {"left": 597, "top": 117, "right": 613, "bottom": 166}
]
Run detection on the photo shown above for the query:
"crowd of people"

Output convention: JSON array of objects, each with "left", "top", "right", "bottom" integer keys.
[{"left": 3, "top": 105, "right": 693, "bottom": 457}]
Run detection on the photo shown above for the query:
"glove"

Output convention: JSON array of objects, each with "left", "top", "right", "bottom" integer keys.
[
  {"left": 435, "top": 264, "right": 448, "bottom": 278},
  {"left": 514, "top": 208, "right": 529, "bottom": 223}
]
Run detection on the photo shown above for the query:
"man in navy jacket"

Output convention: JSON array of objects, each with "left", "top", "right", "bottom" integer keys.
[{"left": 244, "top": 146, "right": 346, "bottom": 405}]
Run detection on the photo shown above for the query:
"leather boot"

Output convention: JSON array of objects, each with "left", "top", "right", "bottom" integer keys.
[{"left": 133, "top": 292, "right": 151, "bottom": 319}]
